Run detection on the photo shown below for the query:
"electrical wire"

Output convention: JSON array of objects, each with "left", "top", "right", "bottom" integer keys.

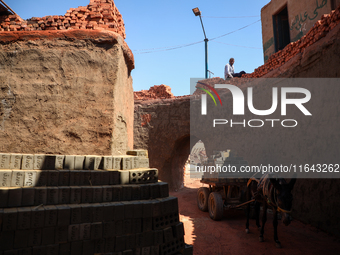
[
  {"left": 132, "top": 19, "right": 261, "bottom": 54},
  {"left": 212, "top": 41, "right": 262, "bottom": 49},
  {"left": 201, "top": 15, "right": 260, "bottom": 18}
]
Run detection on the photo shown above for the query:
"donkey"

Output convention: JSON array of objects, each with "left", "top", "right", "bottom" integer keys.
[{"left": 245, "top": 173, "right": 296, "bottom": 248}]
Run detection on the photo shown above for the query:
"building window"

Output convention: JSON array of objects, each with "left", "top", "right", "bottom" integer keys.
[{"left": 272, "top": 5, "right": 291, "bottom": 52}]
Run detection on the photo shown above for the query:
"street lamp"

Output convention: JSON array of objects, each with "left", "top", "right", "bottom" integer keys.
[{"left": 192, "top": 7, "right": 208, "bottom": 79}]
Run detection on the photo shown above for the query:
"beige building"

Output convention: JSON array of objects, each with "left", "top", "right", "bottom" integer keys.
[{"left": 261, "top": 0, "right": 340, "bottom": 62}]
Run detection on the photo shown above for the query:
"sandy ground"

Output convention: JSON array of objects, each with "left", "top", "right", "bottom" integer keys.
[{"left": 169, "top": 165, "right": 340, "bottom": 255}]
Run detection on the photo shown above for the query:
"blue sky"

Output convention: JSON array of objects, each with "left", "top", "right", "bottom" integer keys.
[{"left": 6, "top": 0, "right": 270, "bottom": 96}]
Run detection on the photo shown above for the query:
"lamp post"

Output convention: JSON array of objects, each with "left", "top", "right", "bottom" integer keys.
[{"left": 192, "top": 7, "right": 208, "bottom": 79}]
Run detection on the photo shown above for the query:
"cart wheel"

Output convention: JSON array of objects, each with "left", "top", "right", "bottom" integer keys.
[
  {"left": 208, "top": 192, "right": 224, "bottom": 221},
  {"left": 197, "top": 187, "right": 210, "bottom": 212}
]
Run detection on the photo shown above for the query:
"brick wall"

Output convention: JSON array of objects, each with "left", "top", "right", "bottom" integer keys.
[
  {"left": 244, "top": 5, "right": 340, "bottom": 78},
  {"left": 0, "top": 0, "right": 126, "bottom": 39}
]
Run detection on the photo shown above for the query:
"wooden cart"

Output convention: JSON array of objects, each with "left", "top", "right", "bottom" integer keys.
[{"left": 197, "top": 177, "right": 254, "bottom": 220}]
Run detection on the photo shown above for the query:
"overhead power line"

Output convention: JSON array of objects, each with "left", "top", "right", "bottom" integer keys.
[
  {"left": 132, "top": 19, "right": 261, "bottom": 54},
  {"left": 201, "top": 15, "right": 260, "bottom": 18},
  {"left": 212, "top": 41, "right": 262, "bottom": 49}
]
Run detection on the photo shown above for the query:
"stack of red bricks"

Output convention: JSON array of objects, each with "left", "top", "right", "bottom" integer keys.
[
  {"left": 243, "top": 5, "right": 340, "bottom": 78},
  {"left": 0, "top": 0, "right": 126, "bottom": 39},
  {"left": 134, "top": 85, "right": 175, "bottom": 100}
]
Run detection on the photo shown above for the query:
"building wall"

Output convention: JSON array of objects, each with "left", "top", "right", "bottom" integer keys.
[{"left": 261, "top": 0, "right": 335, "bottom": 62}]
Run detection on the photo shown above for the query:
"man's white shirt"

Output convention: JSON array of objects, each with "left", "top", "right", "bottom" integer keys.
[{"left": 224, "top": 63, "right": 234, "bottom": 79}]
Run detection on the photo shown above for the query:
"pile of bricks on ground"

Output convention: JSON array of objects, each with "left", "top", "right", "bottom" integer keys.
[
  {"left": 0, "top": 0, "right": 126, "bottom": 39},
  {"left": 134, "top": 85, "right": 175, "bottom": 100},
  {"left": 243, "top": 5, "right": 340, "bottom": 78}
]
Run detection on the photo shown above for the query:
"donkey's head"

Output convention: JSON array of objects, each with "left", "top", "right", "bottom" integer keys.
[{"left": 270, "top": 177, "right": 296, "bottom": 226}]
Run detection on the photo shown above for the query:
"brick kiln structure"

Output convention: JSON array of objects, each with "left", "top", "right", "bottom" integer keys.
[
  {"left": 0, "top": 1, "right": 192, "bottom": 254},
  {"left": 0, "top": 0, "right": 126, "bottom": 39},
  {"left": 134, "top": 5, "right": 340, "bottom": 237}
]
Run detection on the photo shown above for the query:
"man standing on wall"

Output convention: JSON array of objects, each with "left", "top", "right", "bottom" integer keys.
[{"left": 224, "top": 58, "right": 245, "bottom": 79}]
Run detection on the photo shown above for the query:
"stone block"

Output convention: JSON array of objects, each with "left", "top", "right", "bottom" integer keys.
[
  {"left": 115, "top": 220, "right": 123, "bottom": 236},
  {"left": 119, "top": 170, "right": 129, "bottom": 185},
  {"left": 142, "top": 218, "right": 153, "bottom": 232},
  {"left": 121, "top": 156, "right": 134, "bottom": 170},
  {"left": 14, "top": 229, "right": 29, "bottom": 249},
  {"left": 58, "top": 186, "right": 70, "bottom": 204},
  {"left": 92, "top": 186, "right": 103, "bottom": 203},
  {"left": 0, "top": 231, "right": 14, "bottom": 251},
  {"left": 45, "top": 244, "right": 59, "bottom": 255},
  {"left": 12, "top": 170, "right": 26, "bottom": 187},
  {"left": 55, "top": 225, "right": 68, "bottom": 243},
  {"left": 129, "top": 168, "right": 158, "bottom": 184},
  {"left": 34, "top": 187, "right": 47, "bottom": 205},
  {"left": 28, "top": 228, "right": 42, "bottom": 246},
  {"left": 131, "top": 185, "right": 141, "bottom": 200},
  {"left": 103, "top": 222, "right": 115, "bottom": 238},
  {"left": 2, "top": 208, "right": 17, "bottom": 231},
  {"left": 0, "top": 188, "right": 8, "bottom": 207},
  {"left": 108, "top": 170, "right": 120, "bottom": 185},
  {"left": 131, "top": 157, "right": 139, "bottom": 169},
  {"left": 8, "top": 187, "right": 22, "bottom": 207},
  {"left": 142, "top": 201, "right": 153, "bottom": 218},
  {"left": 112, "top": 156, "right": 122, "bottom": 170},
  {"left": 0, "top": 154, "right": 10, "bottom": 169},
  {"left": 154, "top": 230, "right": 163, "bottom": 245},
  {"left": 44, "top": 205, "right": 58, "bottom": 227},
  {"left": 17, "top": 207, "right": 31, "bottom": 230},
  {"left": 58, "top": 170, "right": 70, "bottom": 186},
  {"left": 115, "top": 235, "right": 126, "bottom": 252},
  {"left": 70, "top": 241, "right": 83, "bottom": 255},
  {"left": 126, "top": 150, "right": 148, "bottom": 158},
  {"left": 9, "top": 154, "right": 22, "bottom": 169},
  {"left": 35, "top": 170, "right": 48, "bottom": 187},
  {"left": 121, "top": 185, "right": 132, "bottom": 201},
  {"left": 102, "top": 186, "right": 112, "bottom": 202},
  {"left": 172, "top": 222, "right": 184, "bottom": 238},
  {"left": 101, "top": 171, "right": 110, "bottom": 185},
  {"left": 92, "top": 203, "right": 104, "bottom": 222},
  {"left": 105, "top": 237, "right": 115, "bottom": 252},
  {"left": 113, "top": 202, "right": 125, "bottom": 221},
  {"left": 80, "top": 223, "right": 91, "bottom": 240},
  {"left": 30, "top": 206, "right": 45, "bottom": 229},
  {"left": 64, "top": 155, "right": 75, "bottom": 170},
  {"left": 94, "top": 239, "right": 105, "bottom": 253},
  {"left": 139, "top": 184, "right": 150, "bottom": 200},
  {"left": 81, "top": 204, "right": 93, "bottom": 223},
  {"left": 103, "top": 202, "right": 114, "bottom": 222},
  {"left": 57, "top": 205, "right": 70, "bottom": 226},
  {"left": 46, "top": 187, "right": 59, "bottom": 205},
  {"left": 21, "top": 154, "right": 34, "bottom": 170},
  {"left": 91, "top": 222, "right": 103, "bottom": 239},
  {"left": 59, "top": 243, "right": 71, "bottom": 255},
  {"left": 24, "top": 171, "right": 38, "bottom": 187},
  {"left": 90, "top": 170, "right": 102, "bottom": 185},
  {"left": 121, "top": 201, "right": 133, "bottom": 219},
  {"left": 69, "top": 171, "right": 81, "bottom": 185},
  {"left": 84, "top": 156, "right": 102, "bottom": 170},
  {"left": 32, "top": 246, "right": 46, "bottom": 255},
  {"left": 21, "top": 187, "right": 35, "bottom": 206},
  {"left": 103, "top": 156, "right": 113, "bottom": 170},
  {"left": 132, "top": 218, "right": 142, "bottom": 234},
  {"left": 138, "top": 158, "right": 149, "bottom": 168},
  {"left": 70, "top": 186, "right": 81, "bottom": 204},
  {"left": 42, "top": 227, "right": 56, "bottom": 245},
  {"left": 82, "top": 187, "right": 93, "bottom": 203},
  {"left": 112, "top": 185, "right": 122, "bottom": 201},
  {"left": 82, "top": 240, "right": 95, "bottom": 255},
  {"left": 68, "top": 224, "right": 80, "bottom": 241},
  {"left": 33, "top": 154, "right": 46, "bottom": 170},
  {"left": 69, "top": 204, "right": 82, "bottom": 224},
  {"left": 141, "top": 247, "right": 150, "bottom": 255},
  {"left": 80, "top": 171, "right": 91, "bottom": 186},
  {"left": 48, "top": 170, "right": 59, "bottom": 186},
  {"left": 123, "top": 219, "right": 132, "bottom": 235},
  {"left": 149, "top": 183, "right": 160, "bottom": 199},
  {"left": 74, "top": 156, "right": 85, "bottom": 170},
  {"left": 54, "top": 155, "right": 65, "bottom": 170},
  {"left": 158, "top": 182, "right": 169, "bottom": 198},
  {"left": 0, "top": 170, "right": 12, "bottom": 187}
]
